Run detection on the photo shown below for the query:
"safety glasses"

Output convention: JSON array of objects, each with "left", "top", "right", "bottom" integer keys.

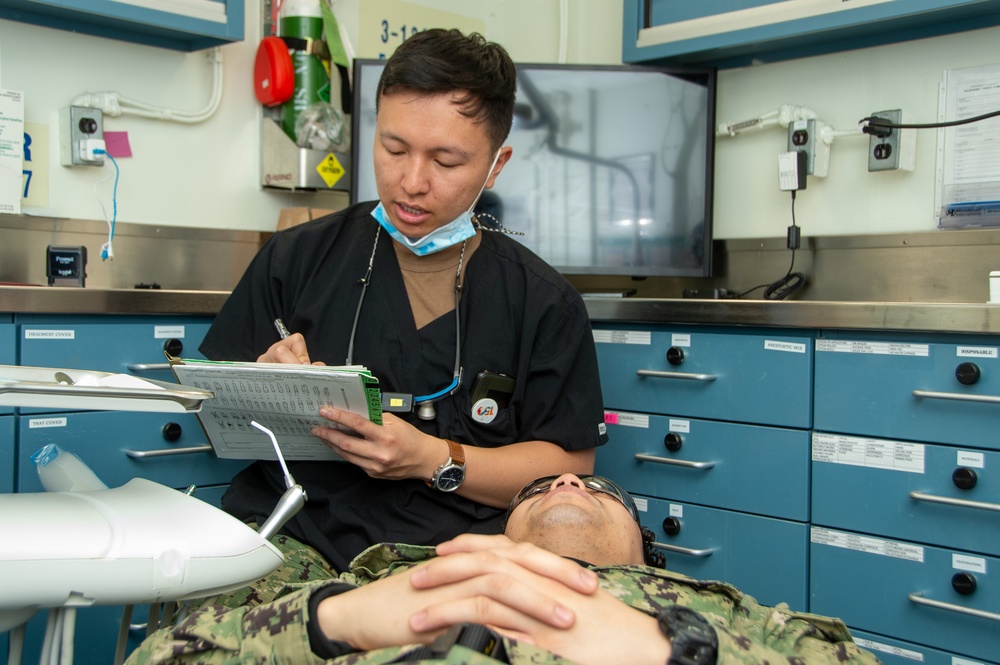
[{"left": 504, "top": 475, "right": 641, "bottom": 525}]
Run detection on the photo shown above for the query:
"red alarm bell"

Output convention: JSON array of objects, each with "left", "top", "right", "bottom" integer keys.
[{"left": 254, "top": 36, "right": 294, "bottom": 107}]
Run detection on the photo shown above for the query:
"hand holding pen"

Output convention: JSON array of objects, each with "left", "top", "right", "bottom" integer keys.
[{"left": 257, "top": 318, "right": 319, "bottom": 365}]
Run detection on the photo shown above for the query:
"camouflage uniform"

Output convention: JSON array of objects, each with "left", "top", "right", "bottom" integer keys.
[{"left": 127, "top": 541, "right": 880, "bottom": 665}]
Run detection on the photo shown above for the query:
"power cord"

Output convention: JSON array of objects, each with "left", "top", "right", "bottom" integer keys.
[
  {"left": 861, "top": 108, "right": 1000, "bottom": 135},
  {"left": 92, "top": 149, "right": 119, "bottom": 261},
  {"left": 737, "top": 191, "right": 806, "bottom": 299}
]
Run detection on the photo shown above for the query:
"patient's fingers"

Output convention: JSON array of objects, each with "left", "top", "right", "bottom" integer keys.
[
  {"left": 408, "top": 571, "right": 575, "bottom": 633},
  {"left": 427, "top": 536, "right": 598, "bottom": 594}
]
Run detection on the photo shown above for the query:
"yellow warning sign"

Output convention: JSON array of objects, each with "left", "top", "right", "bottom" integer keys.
[{"left": 317, "top": 153, "right": 345, "bottom": 188}]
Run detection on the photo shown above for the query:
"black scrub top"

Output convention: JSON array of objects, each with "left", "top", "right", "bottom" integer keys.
[{"left": 200, "top": 201, "right": 607, "bottom": 571}]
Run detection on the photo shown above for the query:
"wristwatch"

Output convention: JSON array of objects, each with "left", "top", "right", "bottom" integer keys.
[
  {"left": 428, "top": 439, "right": 466, "bottom": 492},
  {"left": 657, "top": 606, "right": 718, "bottom": 665}
]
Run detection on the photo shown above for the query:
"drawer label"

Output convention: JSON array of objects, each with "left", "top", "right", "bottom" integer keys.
[
  {"left": 671, "top": 333, "right": 691, "bottom": 347},
  {"left": 154, "top": 326, "right": 185, "bottom": 339},
  {"left": 669, "top": 419, "right": 690, "bottom": 433},
  {"left": 953, "top": 554, "right": 987, "bottom": 574},
  {"left": 956, "top": 346, "right": 998, "bottom": 358},
  {"left": 604, "top": 411, "right": 649, "bottom": 428},
  {"left": 24, "top": 329, "right": 75, "bottom": 340},
  {"left": 592, "top": 330, "right": 651, "bottom": 345},
  {"left": 594, "top": 330, "right": 653, "bottom": 346},
  {"left": 957, "top": 450, "right": 985, "bottom": 468},
  {"left": 28, "top": 417, "right": 67, "bottom": 429},
  {"left": 852, "top": 638, "right": 923, "bottom": 662},
  {"left": 634, "top": 497, "right": 648, "bottom": 513},
  {"left": 764, "top": 340, "right": 806, "bottom": 354},
  {"left": 668, "top": 503, "right": 683, "bottom": 517},
  {"left": 811, "top": 527, "right": 924, "bottom": 562},
  {"left": 816, "top": 339, "right": 929, "bottom": 357},
  {"left": 813, "top": 432, "right": 925, "bottom": 474}
]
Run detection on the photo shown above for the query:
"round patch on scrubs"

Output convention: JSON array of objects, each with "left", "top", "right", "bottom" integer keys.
[{"left": 472, "top": 398, "right": 499, "bottom": 423}]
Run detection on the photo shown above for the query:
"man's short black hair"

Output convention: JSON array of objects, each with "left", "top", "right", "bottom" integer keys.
[{"left": 376, "top": 28, "right": 516, "bottom": 151}]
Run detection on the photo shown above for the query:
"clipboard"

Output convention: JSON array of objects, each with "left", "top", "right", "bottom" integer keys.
[
  {"left": 168, "top": 357, "right": 383, "bottom": 461},
  {"left": 0, "top": 365, "right": 212, "bottom": 413}
]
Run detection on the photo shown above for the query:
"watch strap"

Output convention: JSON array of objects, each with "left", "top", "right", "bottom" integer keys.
[
  {"left": 426, "top": 439, "right": 465, "bottom": 487},
  {"left": 444, "top": 439, "right": 465, "bottom": 466}
]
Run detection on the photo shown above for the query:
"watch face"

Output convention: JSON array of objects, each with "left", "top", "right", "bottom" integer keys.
[{"left": 435, "top": 466, "right": 465, "bottom": 492}]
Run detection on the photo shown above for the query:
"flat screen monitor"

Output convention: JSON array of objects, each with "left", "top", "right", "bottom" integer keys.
[{"left": 351, "top": 60, "right": 716, "bottom": 278}]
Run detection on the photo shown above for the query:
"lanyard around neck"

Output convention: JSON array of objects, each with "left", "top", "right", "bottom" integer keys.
[{"left": 346, "top": 225, "right": 466, "bottom": 417}]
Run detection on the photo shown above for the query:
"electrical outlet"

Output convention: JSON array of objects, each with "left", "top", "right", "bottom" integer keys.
[
  {"left": 867, "top": 109, "right": 915, "bottom": 172},
  {"left": 787, "top": 118, "right": 830, "bottom": 177},
  {"left": 60, "top": 106, "right": 105, "bottom": 167}
]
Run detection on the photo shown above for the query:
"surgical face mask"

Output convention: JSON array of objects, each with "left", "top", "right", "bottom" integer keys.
[{"left": 372, "top": 150, "right": 502, "bottom": 256}]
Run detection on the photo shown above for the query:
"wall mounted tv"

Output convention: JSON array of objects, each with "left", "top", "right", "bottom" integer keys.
[{"left": 350, "top": 59, "right": 717, "bottom": 278}]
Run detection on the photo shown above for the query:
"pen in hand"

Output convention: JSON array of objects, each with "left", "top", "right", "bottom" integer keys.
[{"left": 274, "top": 318, "right": 292, "bottom": 340}]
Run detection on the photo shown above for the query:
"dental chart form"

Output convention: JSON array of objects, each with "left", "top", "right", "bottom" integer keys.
[
  {"left": 171, "top": 360, "right": 383, "bottom": 461},
  {"left": 937, "top": 62, "right": 1000, "bottom": 228}
]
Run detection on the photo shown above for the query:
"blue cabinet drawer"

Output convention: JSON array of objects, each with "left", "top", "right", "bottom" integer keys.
[
  {"left": 18, "top": 316, "right": 212, "bottom": 413},
  {"left": 17, "top": 411, "right": 249, "bottom": 492},
  {"left": 1, "top": 416, "right": 13, "bottom": 493},
  {"left": 812, "top": 432, "right": 1000, "bottom": 555},
  {"left": 594, "top": 325, "right": 813, "bottom": 428},
  {"left": 597, "top": 411, "right": 809, "bottom": 521},
  {"left": 0, "top": 322, "right": 16, "bottom": 414},
  {"left": 640, "top": 495, "right": 808, "bottom": 610},
  {"left": 850, "top": 629, "right": 999, "bottom": 665},
  {"left": 811, "top": 527, "right": 1000, "bottom": 662},
  {"left": 814, "top": 334, "right": 1000, "bottom": 448}
]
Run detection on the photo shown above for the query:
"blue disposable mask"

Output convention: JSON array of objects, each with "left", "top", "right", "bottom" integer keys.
[{"left": 372, "top": 150, "right": 502, "bottom": 256}]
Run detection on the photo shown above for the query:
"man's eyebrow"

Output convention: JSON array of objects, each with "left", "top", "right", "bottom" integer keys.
[{"left": 378, "top": 131, "right": 474, "bottom": 160}]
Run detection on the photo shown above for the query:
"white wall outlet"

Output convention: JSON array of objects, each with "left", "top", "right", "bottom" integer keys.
[{"left": 60, "top": 106, "right": 105, "bottom": 167}]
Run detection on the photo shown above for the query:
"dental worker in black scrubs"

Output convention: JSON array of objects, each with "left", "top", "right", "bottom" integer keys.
[{"left": 200, "top": 29, "right": 608, "bottom": 575}]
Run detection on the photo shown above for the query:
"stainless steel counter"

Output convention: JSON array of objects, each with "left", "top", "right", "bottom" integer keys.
[
  {"left": 4, "top": 286, "right": 1000, "bottom": 335},
  {"left": 585, "top": 298, "right": 1000, "bottom": 335},
  {"left": 0, "top": 286, "right": 229, "bottom": 316}
]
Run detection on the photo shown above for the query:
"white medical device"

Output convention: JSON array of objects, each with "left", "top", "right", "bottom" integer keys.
[{"left": 0, "top": 365, "right": 306, "bottom": 665}]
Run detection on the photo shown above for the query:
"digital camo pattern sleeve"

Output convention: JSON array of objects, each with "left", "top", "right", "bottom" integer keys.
[
  {"left": 595, "top": 566, "right": 881, "bottom": 665},
  {"left": 124, "top": 582, "right": 323, "bottom": 665},
  {"left": 125, "top": 544, "right": 436, "bottom": 665}
]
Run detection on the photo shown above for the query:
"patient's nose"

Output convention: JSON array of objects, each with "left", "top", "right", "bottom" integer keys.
[{"left": 549, "top": 473, "right": 586, "bottom": 490}]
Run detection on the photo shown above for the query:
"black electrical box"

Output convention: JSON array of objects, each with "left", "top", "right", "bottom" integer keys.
[{"left": 47, "top": 245, "right": 88, "bottom": 287}]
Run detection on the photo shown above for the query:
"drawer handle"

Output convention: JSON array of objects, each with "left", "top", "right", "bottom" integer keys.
[
  {"left": 636, "top": 369, "right": 718, "bottom": 382},
  {"left": 634, "top": 453, "right": 716, "bottom": 469},
  {"left": 908, "top": 592, "right": 1000, "bottom": 622},
  {"left": 124, "top": 445, "right": 213, "bottom": 458},
  {"left": 126, "top": 363, "right": 173, "bottom": 372},
  {"left": 912, "top": 389, "right": 1000, "bottom": 405},
  {"left": 909, "top": 491, "right": 1000, "bottom": 513},
  {"left": 651, "top": 541, "right": 714, "bottom": 557}
]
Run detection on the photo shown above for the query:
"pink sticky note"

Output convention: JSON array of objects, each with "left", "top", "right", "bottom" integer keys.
[
  {"left": 103, "top": 131, "right": 132, "bottom": 158},
  {"left": 604, "top": 412, "right": 619, "bottom": 425}
]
